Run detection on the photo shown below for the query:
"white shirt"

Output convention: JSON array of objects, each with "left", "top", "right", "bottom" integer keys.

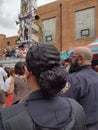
[
  {"left": 0, "top": 67, "right": 7, "bottom": 90},
  {"left": 4, "top": 76, "right": 12, "bottom": 92}
]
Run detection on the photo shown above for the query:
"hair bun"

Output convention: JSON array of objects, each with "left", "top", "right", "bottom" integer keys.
[{"left": 39, "top": 66, "right": 67, "bottom": 98}]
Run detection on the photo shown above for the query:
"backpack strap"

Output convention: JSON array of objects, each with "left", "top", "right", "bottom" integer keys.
[
  {"left": 66, "top": 98, "right": 86, "bottom": 130},
  {"left": 1, "top": 104, "right": 34, "bottom": 130}
]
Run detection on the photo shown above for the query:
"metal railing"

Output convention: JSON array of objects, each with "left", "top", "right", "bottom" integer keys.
[{"left": 0, "top": 58, "right": 25, "bottom": 68}]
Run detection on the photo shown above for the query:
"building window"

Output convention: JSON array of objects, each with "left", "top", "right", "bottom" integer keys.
[
  {"left": 42, "top": 17, "right": 56, "bottom": 43},
  {"left": 7, "top": 41, "right": 10, "bottom": 46},
  {"left": 75, "top": 7, "right": 95, "bottom": 40}
]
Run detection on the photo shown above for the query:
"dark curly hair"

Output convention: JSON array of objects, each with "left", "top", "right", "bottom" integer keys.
[{"left": 26, "top": 43, "right": 67, "bottom": 98}]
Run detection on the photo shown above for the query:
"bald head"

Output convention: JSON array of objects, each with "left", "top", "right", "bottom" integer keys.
[{"left": 74, "top": 47, "right": 93, "bottom": 65}]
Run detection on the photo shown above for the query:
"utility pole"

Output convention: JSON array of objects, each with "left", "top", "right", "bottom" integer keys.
[{"left": 16, "top": 0, "right": 39, "bottom": 47}]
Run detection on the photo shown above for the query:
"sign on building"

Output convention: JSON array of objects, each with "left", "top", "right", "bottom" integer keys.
[
  {"left": 75, "top": 7, "right": 95, "bottom": 39},
  {"left": 42, "top": 17, "right": 56, "bottom": 43}
]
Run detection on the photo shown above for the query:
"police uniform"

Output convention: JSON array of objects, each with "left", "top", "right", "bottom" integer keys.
[{"left": 62, "top": 66, "right": 98, "bottom": 129}]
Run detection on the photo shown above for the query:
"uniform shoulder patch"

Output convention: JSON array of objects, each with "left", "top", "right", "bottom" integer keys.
[{"left": 60, "top": 81, "right": 71, "bottom": 94}]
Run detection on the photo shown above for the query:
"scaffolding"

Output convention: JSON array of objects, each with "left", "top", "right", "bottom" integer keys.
[{"left": 16, "top": 0, "right": 39, "bottom": 47}]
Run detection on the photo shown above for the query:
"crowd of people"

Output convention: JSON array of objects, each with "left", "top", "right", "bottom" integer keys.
[
  {"left": 3, "top": 44, "right": 28, "bottom": 59},
  {"left": 0, "top": 43, "right": 98, "bottom": 130},
  {"left": 0, "top": 61, "right": 30, "bottom": 108}
]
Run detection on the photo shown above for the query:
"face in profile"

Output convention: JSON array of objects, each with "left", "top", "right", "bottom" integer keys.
[{"left": 69, "top": 54, "right": 81, "bottom": 73}]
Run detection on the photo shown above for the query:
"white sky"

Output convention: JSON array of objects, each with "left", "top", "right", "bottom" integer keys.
[{"left": 0, "top": 0, "right": 57, "bottom": 37}]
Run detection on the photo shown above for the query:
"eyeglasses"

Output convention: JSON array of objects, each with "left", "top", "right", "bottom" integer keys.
[{"left": 70, "top": 54, "right": 82, "bottom": 58}]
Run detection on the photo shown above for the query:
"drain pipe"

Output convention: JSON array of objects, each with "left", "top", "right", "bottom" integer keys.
[{"left": 60, "top": 3, "right": 62, "bottom": 52}]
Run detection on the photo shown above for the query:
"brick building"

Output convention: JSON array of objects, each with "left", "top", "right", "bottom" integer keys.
[
  {"left": 38, "top": 0, "right": 98, "bottom": 52},
  {"left": 0, "top": 34, "right": 17, "bottom": 57},
  {"left": 0, "top": 0, "right": 98, "bottom": 54}
]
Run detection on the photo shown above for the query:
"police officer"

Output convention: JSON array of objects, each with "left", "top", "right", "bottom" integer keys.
[
  {"left": 0, "top": 44, "right": 85, "bottom": 130},
  {"left": 62, "top": 47, "right": 98, "bottom": 130}
]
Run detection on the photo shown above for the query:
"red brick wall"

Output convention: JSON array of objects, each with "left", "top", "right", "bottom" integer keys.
[
  {"left": 38, "top": 0, "right": 98, "bottom": 52},
  {"left": 0, "top": 35, "right": 18, "bottom": 55}
]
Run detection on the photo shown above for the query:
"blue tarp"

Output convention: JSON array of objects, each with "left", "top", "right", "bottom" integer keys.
[{"left": 60, "top": 50, "right": 73, "bottom": 59}]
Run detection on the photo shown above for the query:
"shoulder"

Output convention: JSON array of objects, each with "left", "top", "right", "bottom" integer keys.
[
  {"left": 1, "top": 104, "right": 24, "bottom": 118},
  {"left": 14, "top": 77, "right": 21, "bottom": 83},
  {"left": 66, "top": 98, "right": 86, "bottom": 129},
  {"left": 68, "top": 70, "right": 86, "bottom": 83},
  {"left": 66, "top": 98, "right": 83, "bottom": 112},
  {"left": 0, "top": 68, "right": 7, "bottom": 75},
  {"left": 67, "top": 73, "right": 81, "bottom": 86},
  {"left": 1, "top": 104, "right": 33, "bottom": 130}
]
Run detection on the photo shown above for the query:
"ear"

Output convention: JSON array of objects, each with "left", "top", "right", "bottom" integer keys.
[
  {"left": 25, "top": 67, "right": 31, "bottom": 79},
  {"left": 78, "top": 56, "right": 84, "bottom": 64}
]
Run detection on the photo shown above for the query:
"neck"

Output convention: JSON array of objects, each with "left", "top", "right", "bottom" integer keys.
[
  {"left": 32, "top": 88, "right": 40, "bottom": 92},
  {"left": 28, "top": 76, "right": 40, "bottom": 92}
]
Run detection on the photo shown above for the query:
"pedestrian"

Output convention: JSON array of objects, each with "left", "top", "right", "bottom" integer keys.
[
  {"left": 0, "top": 43, "right": 85, "bottom": 130},
  {"left": 62, "top": 47, "right": 98, "bottom": 130},
  {"left": 14, "top": 61, "right": 30, "bottom": 103},
  {"left": 0, "top": 64, "right": 7, "bottom": 108},
  {"left": 5, "top": 68, "right": 15, "bottom": 106}
]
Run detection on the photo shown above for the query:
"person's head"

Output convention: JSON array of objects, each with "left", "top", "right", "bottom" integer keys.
[
  {"left": 9, "top": 68, "right": 15, "bottom": 77},
  {"left": 25, "top": 43, "right": 67, "bottom": 98},
  {"left": 15, "top": 61, "right": 25, "bottom": 75},
  {"left": 69, "top": 47, "right": 93, "bottom": 73}
]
